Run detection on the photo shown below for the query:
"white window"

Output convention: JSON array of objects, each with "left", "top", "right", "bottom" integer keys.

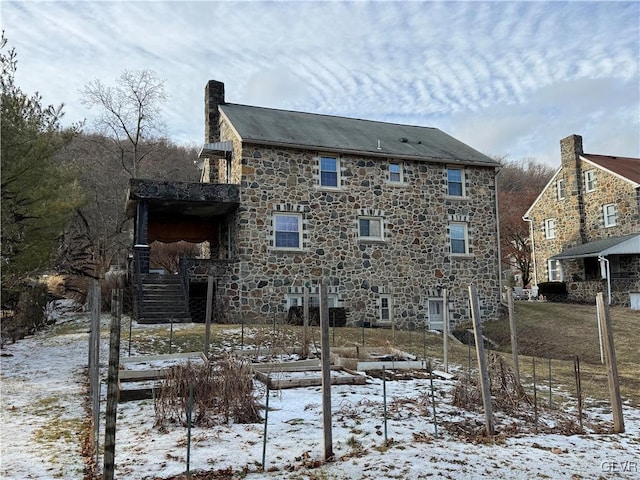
[
  {"left": 286, "top": 294, "right": 337, "bottom": 310},
  {"left": 359, "top": 217, "right": 384, "bottom": 241},
  {"left": 449, "top": 222, "right": 468, "bottom": 255},
  {"left": 548, "top": 259, "right": 562, "bottom": 281},
  {"left": 603, "top": 204, "right": 617, "bottom": 227},
  {"left": 320, "top": 155, "right": 340, "bottom": 188},
  {"left": 274, "top": 213, "right": 302, "bottom": 249},
  {"left": 389, "top": 161, "right": 403, "bottom": 183},
  {"left": 447, "top": 168, "right": 464, "bottom": 196},
  {"left": 584, "top": 170, "right": 596, "bottom": 192},
  {"left": 556, "top": 179, "right": 566, "bottom": 200},
  {"left": 545, "top": 219, "right": 556, "bottom": 239},
  {"left": 380, "top": 295, "right": 392, "bottom": 323}
]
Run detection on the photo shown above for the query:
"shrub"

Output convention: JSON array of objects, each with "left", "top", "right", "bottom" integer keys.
[
  {"left": 1, "top": 282, "right": 49, "bottom": 345},
  {"left": 537, "top": 282, "right": 568, "bottom": 302},
  {"left": 154, "top": 355, "right": 261, "bottom": 428}
]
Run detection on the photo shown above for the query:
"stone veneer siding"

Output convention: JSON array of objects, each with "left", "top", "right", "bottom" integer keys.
[
  {"left": 205, "top": 121, "right": 502, "bottom": 327},
  {"left": 530, "top": 158, "right": 640, "bottom": 285}
]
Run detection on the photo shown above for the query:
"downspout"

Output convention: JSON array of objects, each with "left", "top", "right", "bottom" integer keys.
[
  {"left": 523, "top": 216, "right": 537, "bottom": 287},
  {"left": 598, "top": 255, "right": 611, "bottom": 305}
]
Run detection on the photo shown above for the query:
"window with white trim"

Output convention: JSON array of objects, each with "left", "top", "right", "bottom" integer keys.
[
  {"left": 603, "top": 203, "right": 617, "bottom": 227},
  {"left": 389, "top": 161, "right": 403, "bottom": 183},
  {"left": 449, "top": 222, "right": 469, "bottom": 255},
  {"left": 359, "top": 217, "right": 384, "bottom": 241},
  {"left": 274, "top": 213, "right": 302, "bottom": 249},
  {"left": 320, "top": 155, "right": 340, "bottom": 188},
  {"left": 447, "top": 168, "right": 465, "bottom": 197},
  {"left": 548, "top": 259, "right": 562, "bottom": 281},
  {"left": 380, "top": 295, "right": 392, "bottom": 323},
  {"left": 286, "top": 294, "right": 337, "bottom": 309},
  {"left": 544, "top": 218, "right": 556, "bottom": 239},
  {"left": 556, "top": 179, "right": 566, "bottom": 200},
  {"left": 584, "top": 170, "right": 596, "bottom": 192}
]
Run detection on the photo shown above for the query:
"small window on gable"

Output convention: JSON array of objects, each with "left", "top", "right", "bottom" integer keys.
[
  {"left": 359, "top": 217, "right": 383, "bottom": 241},
  {"left": 380, "top": 295, "right": 392, "bottom": 323},
  {"left": 584, "top": 170, "right": 596, "bottom": 192},
  {"left": 545, "top": 218, "right": 556, "bottom": 239},
  {"left": 603, "top": 203, "right": 617, "bottom": 228},
  {"left": 320, "top": 155, "right": 340, "bottom": 188},
  {"left": 556, "top": 179, "right": 566, "bottom": 200},
  {"left": 274, "top": 213, "right": 302, "bottom": 249},
  {"left": 389, "top": 161, "right": 403, "bottom": 183},
  {"left": 447, "top": 168, "right": 464, "bottom": 196},
  {"left": 548, "top": 259, "right": 562, "bottom": 281},
  {"left": 449, "top": 222, "right": 468, "bottom": 255}
]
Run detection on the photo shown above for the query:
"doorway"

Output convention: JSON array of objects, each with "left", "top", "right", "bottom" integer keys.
[{"left": 428, "top": 299, "right": 444, "bottom": 330}]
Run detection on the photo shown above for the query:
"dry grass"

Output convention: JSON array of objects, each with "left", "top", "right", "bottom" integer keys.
[
  {"left": 124, "top": 302, "right": 639, "bottom": 409},
  {"left": 154, "top": 356, "right": 261, "bottom": 428},
  {"left": 480, "top": 302, "right": 640, "bottom": 408}
]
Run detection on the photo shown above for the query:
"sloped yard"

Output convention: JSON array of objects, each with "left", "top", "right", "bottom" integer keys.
[{"left": 1, "top": 302, "right": 639, "bottom": 479}]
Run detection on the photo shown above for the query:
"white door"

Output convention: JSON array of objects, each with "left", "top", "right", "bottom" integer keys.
[{"left": 428, "top": 300, "right": 444, "bottom": 330}]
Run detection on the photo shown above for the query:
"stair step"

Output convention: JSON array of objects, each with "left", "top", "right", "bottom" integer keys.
[{"left": 135, "top": 274, "right": 192, "bottom": 325}]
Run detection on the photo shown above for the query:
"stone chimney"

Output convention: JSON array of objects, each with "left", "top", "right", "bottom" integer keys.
[
  {"left": 560, "top": 134, "right": 588, "bottom": 243},
  {"left": 205, "top": 80, "right": 225, "bottom": 143},
  {"left": 560, "top": 134, "right": 583, "bottom": 196},
  {"left": 560, "top": 134, "right": 583, "bottom": 171}
]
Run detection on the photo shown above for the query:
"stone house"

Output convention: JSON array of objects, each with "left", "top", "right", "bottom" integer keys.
[
  {"left": 523, "top": 134, "right": 640, "bottom": 307},
  {"left": 128, "top": 80, "right": 503, "bottom": 327}
]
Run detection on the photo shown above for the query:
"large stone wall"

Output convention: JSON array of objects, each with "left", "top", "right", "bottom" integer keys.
[{"left": 209, "top": 123, "right": 502, "bottom": 327}]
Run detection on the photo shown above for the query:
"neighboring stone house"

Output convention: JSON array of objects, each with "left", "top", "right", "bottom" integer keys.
[
  {"left": 523, "top": 134, "right": 640, "bottom": 306},
  {"left": 128, "top": 80, "right": 503, "bottom": 327}
]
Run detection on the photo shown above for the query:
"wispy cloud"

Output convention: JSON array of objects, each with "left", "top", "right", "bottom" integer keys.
[{"left": 4, "top": 0, "right": 639, "bottom": 164}]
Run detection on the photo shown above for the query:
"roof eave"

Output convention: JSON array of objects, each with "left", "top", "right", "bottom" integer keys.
[{"left": 239, "top": 138, "right": 499, "bottom": 167}]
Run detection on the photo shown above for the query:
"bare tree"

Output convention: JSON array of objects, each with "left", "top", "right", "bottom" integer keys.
[
  {"left": 81, "top": 69, "right": 167, "bottom": 178},
  {"left": 497, "top": 157, "right": 555, "bottom": 287},
  {"left": 56, "top": 133, "right": 200, "bottom": 280}
]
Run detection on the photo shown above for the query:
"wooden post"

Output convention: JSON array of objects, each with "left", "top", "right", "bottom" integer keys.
[
  {"left": 442, "top": 288, "right": 449, "bottom": 373},
  {"left": 103, "top": 289, "right": 122, "bottom": 480},
  {"left": 89, "top": 280, "right": 101, "bottom": 465},
  {"left": 596, "top": 305, "right": 604, "bottom": 364},
  {"left": 204, "top": 275, "right": 214, "bottom": 358},
  {"left": 596, "top": 293, "right": 625, "bottom": 433},
  {"left": 507, "top": 288, "right": 520, "bottom": 385},
  {"left": 303, "top": 280, "right": 309, "bottom": 359},
  {"left": 319, "top": 278, "right": 333, "bottom": 460},
  {"left": 468, "top": 285, "right": 495, "bottom": 436}
]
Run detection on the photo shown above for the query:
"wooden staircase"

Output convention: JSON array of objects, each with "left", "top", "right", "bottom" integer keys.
[{"left": 135, "top": 274, "right": 191, "bottom": 324}]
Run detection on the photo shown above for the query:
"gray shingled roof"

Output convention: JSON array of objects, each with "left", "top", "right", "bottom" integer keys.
[
  {"left": 220, "top": 103, "right": 498, "bottom": 167},
  {"left": 552, "top": 233, "right": 640, "bottom": 259}
]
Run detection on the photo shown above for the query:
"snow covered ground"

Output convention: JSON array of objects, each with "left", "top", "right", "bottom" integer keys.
[{"left": 1, "top": 307, "right": 639, "bottom": 479}]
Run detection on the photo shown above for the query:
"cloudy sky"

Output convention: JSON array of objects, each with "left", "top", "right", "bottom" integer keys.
[{"left": 4, "top": 0, "right": 639, "bottom": 166}]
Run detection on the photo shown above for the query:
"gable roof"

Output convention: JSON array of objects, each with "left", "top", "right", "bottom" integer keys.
[
  {"left": 219, "top": 103, "right": 498, "bottom": 167},
  {"left": 551, "top": 233, "right": 640, "bottom": 260},
  {"left": 581, "top": 154, "right": 640, "bottom": 185},
  {"left": 523, "top": 151, "right": 640, "bottom": 219}
]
